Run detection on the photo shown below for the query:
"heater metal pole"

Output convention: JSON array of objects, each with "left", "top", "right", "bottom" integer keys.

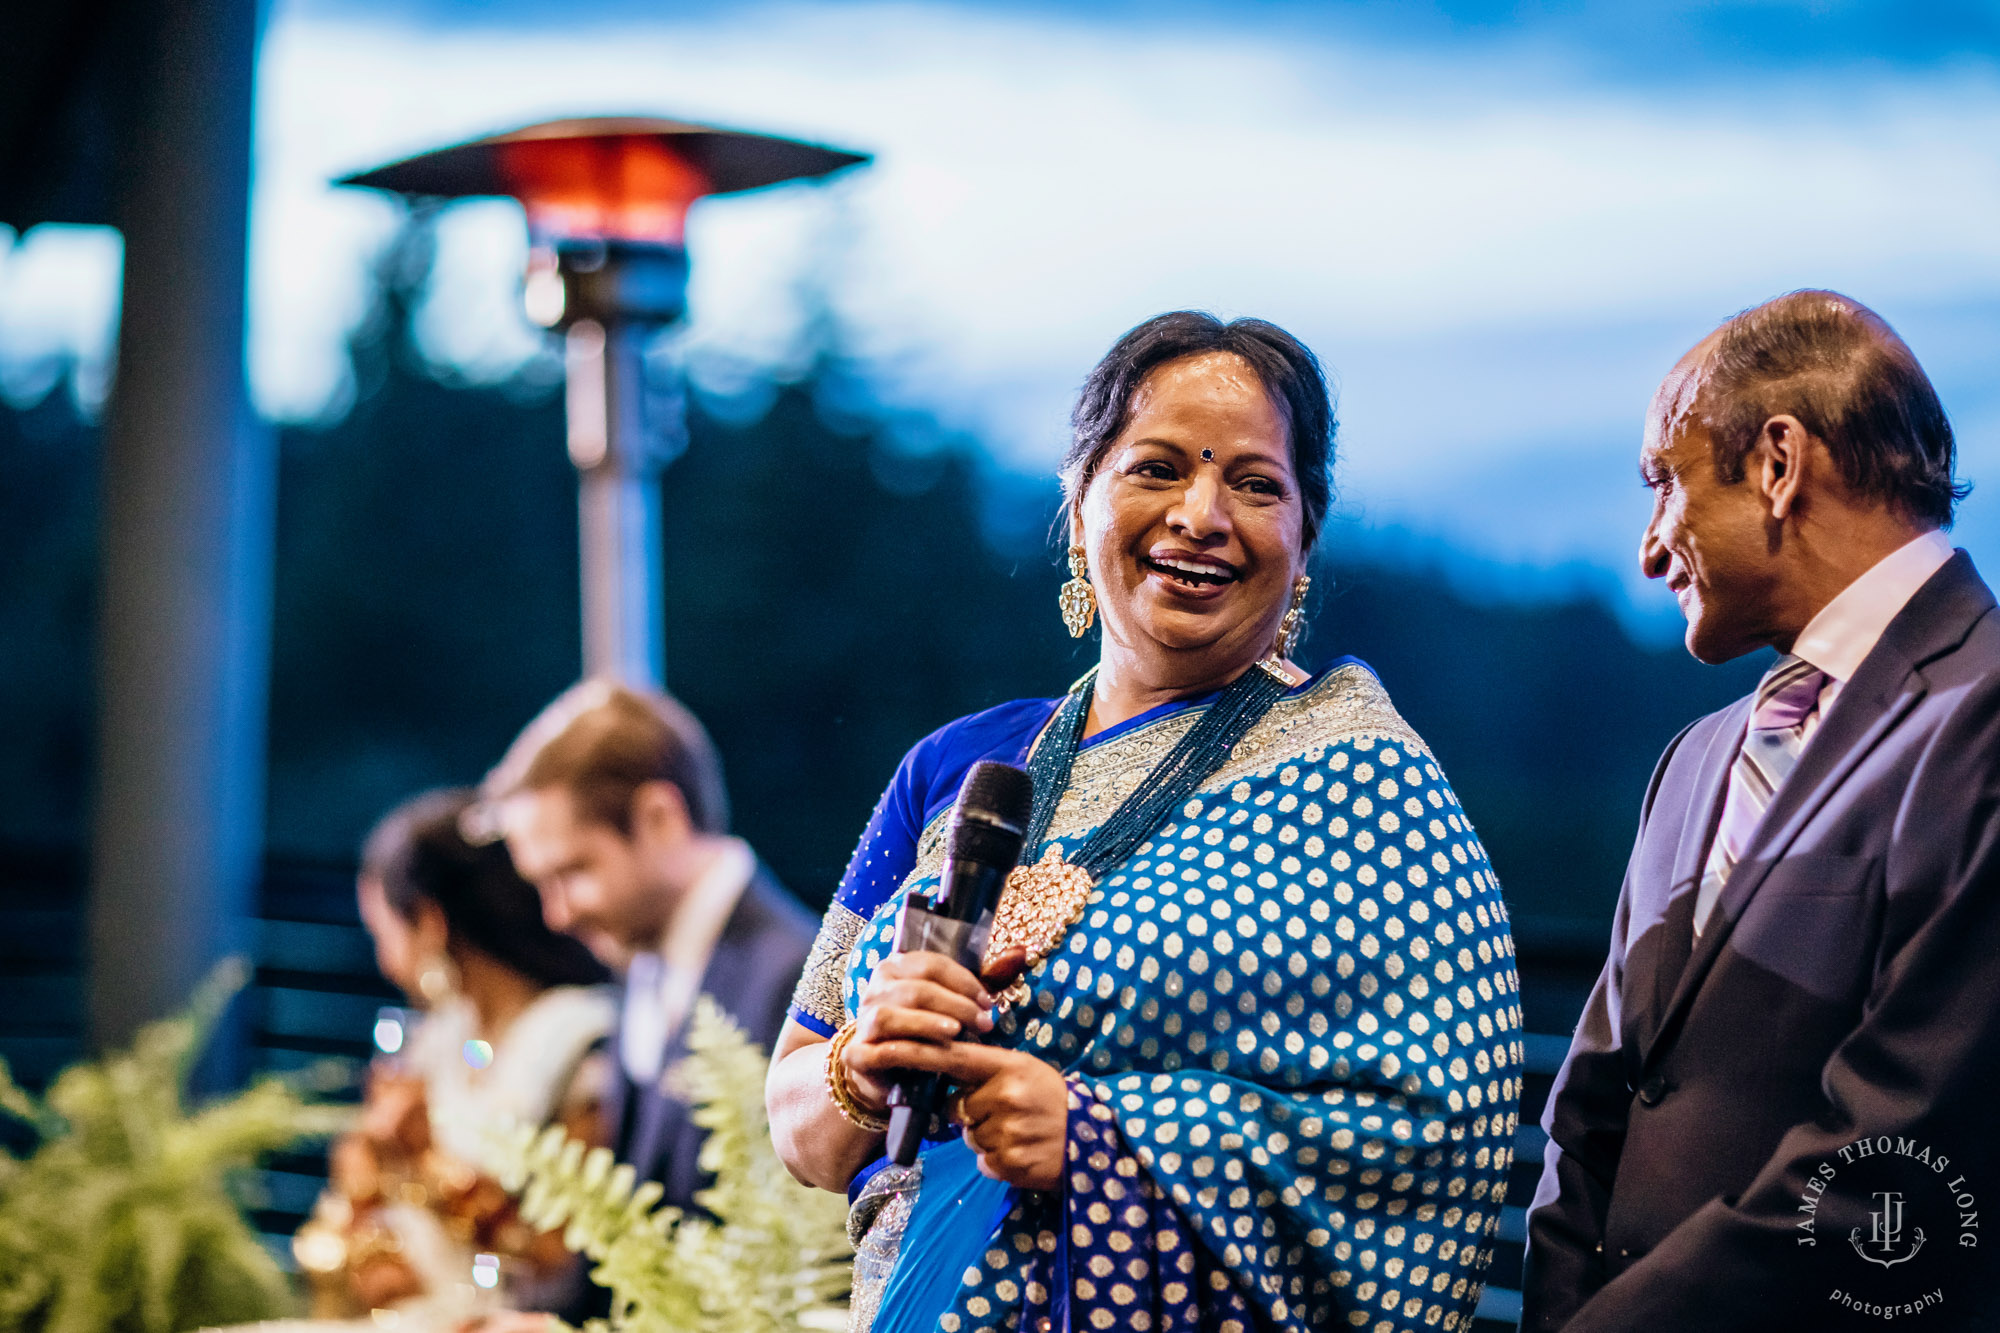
[
  {"left": 551, "top": 239, "right": 687, "bottom": 687},
  {"left": 568, "top": 319, "right": 666, "bottom": 685},
  {"left": 337, "top": 122, "right": 865, "bottom": 691}
]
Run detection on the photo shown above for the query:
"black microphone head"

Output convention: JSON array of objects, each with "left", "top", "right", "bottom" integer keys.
[
  {"left": 933, "top": 760, "right": 1032, "bottom": 924},
  {"left": 952, "top": 760, "right": 1033, "bottom": 837}
]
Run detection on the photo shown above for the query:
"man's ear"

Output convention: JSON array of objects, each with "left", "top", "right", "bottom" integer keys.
[
  {"left": 628, "top": 779, "right": 693, "bottom": 845},
  {"left": 1758, "top": 413, "right": 1811, "bottom": 522}
]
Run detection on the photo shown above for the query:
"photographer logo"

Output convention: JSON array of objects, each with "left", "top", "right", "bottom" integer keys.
[
  {"left": 1853, "top": 1191, "right": 1923, "bottom": 1268},
  {"left": 1795, "top": 1136, "right": 1977, "bottom": 1321}
]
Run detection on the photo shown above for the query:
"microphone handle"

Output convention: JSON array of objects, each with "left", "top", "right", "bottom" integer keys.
[
  {"left": 882, "top": 853, "right": 1013, "bottom": 1166},
  {"left": 883, "top": 1079, "right": 935, "bottom": 1166}
]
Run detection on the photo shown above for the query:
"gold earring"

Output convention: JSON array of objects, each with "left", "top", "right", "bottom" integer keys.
[
  {"left": 1277, "top": 574, "right": 1311, "bottom": 658},
  {"left": 1058, "top": 544, "right": 1096, "bottom": 637},
  {"left": 416, "top": 955, "right": 455, "bottom": 1006}
]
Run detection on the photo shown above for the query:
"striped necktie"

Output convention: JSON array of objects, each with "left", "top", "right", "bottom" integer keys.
[{"left": 1693, "top": 654, "right": 1829, "bottom": 933}]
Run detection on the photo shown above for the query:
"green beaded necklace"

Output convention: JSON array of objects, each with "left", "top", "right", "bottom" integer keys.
[
  {"left": 1023, "top": 659, "right": 1293, "bottom": 874},
  {"left": 984, "top": 658, "right": 1296, "bottom": 1005}
]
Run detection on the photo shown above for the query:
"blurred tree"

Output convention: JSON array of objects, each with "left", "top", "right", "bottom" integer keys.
[
  {"left": 1314, "top": 560, "right": 1761, "bottom": 1021},
  {"left": 258, "top": 212, "right": 1085, "bottom": 895},
  {"left": 0, "top": 381, "right": 96, "bottom": 849},
  {"left": 263, "top": 213, "right": 586, "bottom": 855},
  {"left": 0, "top": 215, "right": 1764, "bottom": 993}
]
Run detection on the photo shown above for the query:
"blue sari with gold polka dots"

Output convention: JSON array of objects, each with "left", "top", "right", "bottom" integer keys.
[{"left": 788, "top": 662, "right": 1522, "bottom": 1333}]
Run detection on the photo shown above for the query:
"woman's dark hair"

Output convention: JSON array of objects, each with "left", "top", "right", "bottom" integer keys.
[
  {"left": 361, "top": 787, "right": 609, "bottom": 989},
  {"left": 1064, "top": 311, "right": 1337, "bottom": 547}
]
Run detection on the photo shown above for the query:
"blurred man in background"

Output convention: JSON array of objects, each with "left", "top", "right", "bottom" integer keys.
[
  {"left": 1524, "top": 291, "right": 2000, "bottom": 1330},
  {"left": 483, "top": 681, "right": 814, "bottom": 1217}
]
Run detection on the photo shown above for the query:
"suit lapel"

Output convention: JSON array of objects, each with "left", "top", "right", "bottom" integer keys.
[
  {"left": 1640, "top": 551, "right": 1992, "bottom": 1071},
  {"left": 1642, "top": 669, "right": 1920, "bottom": 1071},
  {"left": 1639, "top": 703, "right": 1743, "bottom": 1058},
  {"left": 700, "top": 877, "right": 763, "bottom": 1020},
  {"left": 620, "top": 874, "right": 771, "bottom": 1183}
]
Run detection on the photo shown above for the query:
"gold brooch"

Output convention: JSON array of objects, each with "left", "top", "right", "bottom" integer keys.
[{"left": 984, "top": 848, "right": 1096, "bottom": 1008}]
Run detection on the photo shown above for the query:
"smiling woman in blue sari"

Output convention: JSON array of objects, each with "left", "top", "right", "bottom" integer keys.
[{"left": 766, "top": 312, "right": 1522, "bottom": 1333}]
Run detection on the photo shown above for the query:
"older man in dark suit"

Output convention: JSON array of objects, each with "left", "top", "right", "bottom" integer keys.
[{"left": 1522, "top": 291, "right": 2000, "bottom": 1331}]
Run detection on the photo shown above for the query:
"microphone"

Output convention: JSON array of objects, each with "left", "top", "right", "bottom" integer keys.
[{"left": 883, "top": 759, "right": 1034, "bottom": 1166}]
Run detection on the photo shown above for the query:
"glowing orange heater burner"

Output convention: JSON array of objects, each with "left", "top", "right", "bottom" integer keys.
[{"left": 342, "top": 117, "right": 868, "bottom": 684}]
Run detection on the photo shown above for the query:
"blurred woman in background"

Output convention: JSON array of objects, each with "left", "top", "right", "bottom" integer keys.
[{"left": 295, "top": 787, "right": 614, "bottom": 1317}]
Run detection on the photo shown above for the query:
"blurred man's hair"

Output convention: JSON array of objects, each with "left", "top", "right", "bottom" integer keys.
[
  {"left": 482, "top": 680, "right": 729, "bottom": 837},
  {"left": 1695, "top": 289, "right": 1967, "bottom": 527}
]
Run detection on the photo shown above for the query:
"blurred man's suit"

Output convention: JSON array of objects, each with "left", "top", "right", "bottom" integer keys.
[
  {"left": 1523, "top": 548, "right": 2000, "bottom": 1330},
  {"left": 603, "top": 852, "right": 814, "bottom": 1207},
  {"left": 558, "top": 852, "right": 811, "bottom": 1322}
]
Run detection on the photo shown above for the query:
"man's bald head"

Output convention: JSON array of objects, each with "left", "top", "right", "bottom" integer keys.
[
  {"left": 1664, "top": 290, "right": 1962, "bottom": 527},
  {"left": 1646, "top": 328, "right": 1723, "bottom": 458}
]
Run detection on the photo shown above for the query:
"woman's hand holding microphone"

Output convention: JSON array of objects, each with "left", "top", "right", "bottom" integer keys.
[{"left": 837, "top": 946, "right": 1067, "bottom": 1192}]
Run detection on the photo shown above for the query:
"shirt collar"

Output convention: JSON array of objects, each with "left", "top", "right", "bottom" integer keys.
[
  {"left": 654, "top": 836, "right": 754, "bottom": 973},
  {"left": 1790, "top": 529, "right": 1955, "bottom": 683}
]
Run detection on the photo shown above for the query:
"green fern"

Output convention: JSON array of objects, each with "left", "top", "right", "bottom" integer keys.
[
  {"left": 492, "top": 997, "right": 851, "bottom": 1333},
  {"left": 0, "top": 959, "right": 351, "bottom": 1333}
]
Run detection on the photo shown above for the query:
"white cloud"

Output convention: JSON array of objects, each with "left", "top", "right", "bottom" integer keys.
[
  {"left": 14, "top": 2, "right": 2000, "bottom": 600},
  {"left": 248, "top": 5, "right": 2000, "bottom": 416},
  {"left": 0, "top": 225, "right": 123, "bottom": 409}
]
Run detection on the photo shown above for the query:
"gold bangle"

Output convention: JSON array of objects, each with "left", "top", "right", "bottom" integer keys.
[{"left": 825, "top": 1021, "right": 889, "bottom": 1133}]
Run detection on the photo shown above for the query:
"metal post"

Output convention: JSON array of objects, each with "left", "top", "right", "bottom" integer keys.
[
  {"left": 336, "top": 123, "right": 864, "bottom": 691},
  {"left": 552, "top": 240, "right": 687, "bottom": 686},
  {"left": 88, "top": 0, "right": 269, "bottom": 1071},
  {"left": 569, "top": 320, "right": 666, "bottom": 685}
]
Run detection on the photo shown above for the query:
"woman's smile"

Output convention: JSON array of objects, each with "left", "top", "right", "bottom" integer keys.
[{"left": 1140, "top": 548, "right": 1240, "bottom": 597}]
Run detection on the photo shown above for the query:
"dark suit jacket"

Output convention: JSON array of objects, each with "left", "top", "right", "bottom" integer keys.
[
  {"left": 553, "top": 864, "right": 813, "bottom": 1321},
  {"left": 1523, "top": 552, "right": 2000, "bottom": 1331},
  {"left": 603, "top": 864, "right": 816, "bottom": 1207}
]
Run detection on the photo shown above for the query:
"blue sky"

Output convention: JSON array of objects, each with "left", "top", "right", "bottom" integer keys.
[
  {"left": 3, "top": 0, "right": 1998, "bottom": 634},
  {"left": 279, "top": 0, "right": 2000, "bottom": 69}
]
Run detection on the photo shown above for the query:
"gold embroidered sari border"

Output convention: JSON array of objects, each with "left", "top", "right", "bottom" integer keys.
[
  {"left": 791, "top": 899, "right": 868, "bottom": 1028},
  {"left": 897, "top": 664, "right": 1429, "bottom": 891},
  {"left": 1207, "top": 662, "right": 1432, "bottom": 791}
]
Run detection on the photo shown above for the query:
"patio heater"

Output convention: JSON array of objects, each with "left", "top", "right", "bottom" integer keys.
[{"left": 340, "top": 117, "right": 867, "bottom": 685}]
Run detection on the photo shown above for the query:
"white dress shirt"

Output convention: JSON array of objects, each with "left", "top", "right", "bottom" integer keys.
[
  {"left": 619, "top": 836, "right": 756, "bottom": 1086},
  {"left": 1789, "top": 528, "right": 1956, "bottom": 730}
]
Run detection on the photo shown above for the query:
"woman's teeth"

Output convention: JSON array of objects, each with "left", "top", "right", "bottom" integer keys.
[{"left": 1150, "top": 557, "right": 1234, "bottom": 587}]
